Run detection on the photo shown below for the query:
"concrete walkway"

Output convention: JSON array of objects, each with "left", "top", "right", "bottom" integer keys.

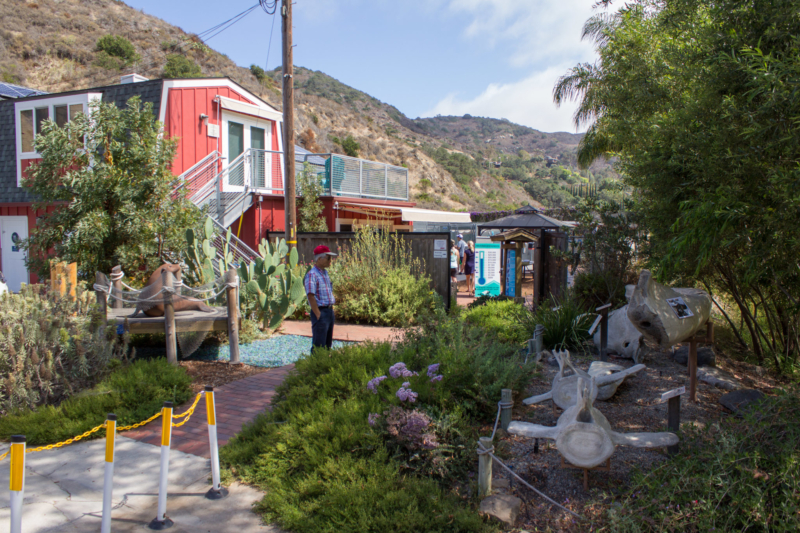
[
  {"left": 0, "top": 435, "right": 280, "bottom": 532},
  {"left": 279, "top": 319, "right": 402, "bottom": 343},
  {"left": 125, "top": 365, "right": 295, "bottom": 457}
]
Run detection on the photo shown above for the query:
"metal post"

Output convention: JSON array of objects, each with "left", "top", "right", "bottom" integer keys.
[
  {"left": 204, "top": 386, "right": 229, "bottom": 500},
  {"left": 500, "top": 389, "right": 512, "bottom": 431},
  {"left": 225, "top": 269, "right": 240, "bottom": 365},
  {"left": 359, "top": 159, "right": 363, "bottom": 196},
  {"left": 150, "top": 402, "right": 174, "bottom": 530},
  {"left": 667, "top": 396, "right": 680, "bottom": 456},
  {"left": 101, "top": 414, "right": 117, "bottom": 533},
  {"left": 384, "top": 164, "right": 388, "bottom": 198},
  {"left": 9, "top": 435, "right": 25, "bottom": 533},
  {"left": 596, "top": 303, "right": 612, "bottom": 362},
  {"left": 478, "top": 436, "right": 493, "bottom": 497},
  {"left": 689, "top": 338, "right": 698, "bottom": 403},
  {"left": 163, "top": 269, "right": 177, "bottom": 365}
]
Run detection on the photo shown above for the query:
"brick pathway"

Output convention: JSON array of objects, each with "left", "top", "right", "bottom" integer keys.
[
  {"left": 279, "top": 319, "right": 403, "bottom": 343},
  {"left": 124, "top": 365, "right": 294, "bottom": 457}
]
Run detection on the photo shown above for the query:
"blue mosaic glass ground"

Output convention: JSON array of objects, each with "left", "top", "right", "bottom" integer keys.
[{"left": 131, "top": 336, "right": 352, "bottom": 368}]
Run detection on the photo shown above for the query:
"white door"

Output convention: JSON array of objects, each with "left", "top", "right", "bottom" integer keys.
[
  {"left": 0, "top": 216, "right": 29, "bottom": 292},
  {"left": 222, "top": 113, "right": 273, "bottom": 193}
]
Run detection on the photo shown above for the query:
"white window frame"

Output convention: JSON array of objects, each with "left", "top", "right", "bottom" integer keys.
[{"left": 14, "top": 93, "right": 102, "bottom": 186}]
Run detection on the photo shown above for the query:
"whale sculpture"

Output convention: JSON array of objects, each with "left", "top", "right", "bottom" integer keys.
[
  {"left": 131, "top": 264, "right": 214, "bottom": 317},
  {"left": 510, "top": 377, "right": 678, "bottom": 468},
  {"left": 627, "top": 270, "right": 711, "bottom": 347},
  {"left": 523, "top": 350, "right": 646, "bottom": 409}
]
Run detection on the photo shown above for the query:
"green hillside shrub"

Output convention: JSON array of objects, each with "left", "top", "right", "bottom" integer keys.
[
  {"left": 163, "top": 54, "right": 202, "bottom": 78},
  {"left": 94, "top": 34, "right": 140, "bottom": 70}
]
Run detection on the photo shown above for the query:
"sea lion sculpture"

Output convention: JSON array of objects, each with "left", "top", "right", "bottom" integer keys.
[
  {"left": 131, "top": 264, "right": 214, "bottom": 317},
  {"left": 523, "top": 350, "right": 645, "bottom": 408},
  {"left": 626, "top": 270, "right": 711, "bottom": 347},
  {"left": 510, "top": 377, "right": 678, "bottom": 469}
]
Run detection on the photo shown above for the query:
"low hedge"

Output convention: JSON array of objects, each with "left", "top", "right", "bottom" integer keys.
[
  {"left": 0, "top": 359, "right": 192, "bottom": 445},
  {"left": 221, "top": 309, "right": 536, "bottom": 532}
]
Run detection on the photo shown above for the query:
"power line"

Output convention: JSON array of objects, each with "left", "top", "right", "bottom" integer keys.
[
  {"left": 265, "top": 2, "right": 278, "bottom": 71},
  {"left": 259, "top": 0, "right": 278, "bottom": 15}
]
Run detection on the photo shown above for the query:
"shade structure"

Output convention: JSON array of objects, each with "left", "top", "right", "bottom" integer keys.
[
  {"left": 216, "top": 95, "right": 282, "bottom": 122},
  {"left": 479, "top": 212, "right": 574, "bottom": 231},
  {"left": 337, "top": 202, "right": 471, "bottom": 224}
]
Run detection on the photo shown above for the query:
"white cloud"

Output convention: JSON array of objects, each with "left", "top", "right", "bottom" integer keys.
[
  {"left": 422, "top": 64, "right": 586, "bottom": 133},
  {"left": 447, "top": 0, "right": 597, "bottom": 67}
]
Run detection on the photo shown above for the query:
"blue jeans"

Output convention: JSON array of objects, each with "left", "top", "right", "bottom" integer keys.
[{"left": 310, "top": 306, "right": 334, "bottom": 352}]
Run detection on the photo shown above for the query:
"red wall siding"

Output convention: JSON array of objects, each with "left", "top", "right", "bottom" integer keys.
[
  {"left": 20, "top": 158, "right": 41, "bottom": 182},
  {"left": 163, "top": 86, "right": 257, "bottom": 176}
]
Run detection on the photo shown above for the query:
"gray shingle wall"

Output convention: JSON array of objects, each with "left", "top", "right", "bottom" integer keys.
[{"left": 0, "top": 80, "right": 164, "bottom": 205}]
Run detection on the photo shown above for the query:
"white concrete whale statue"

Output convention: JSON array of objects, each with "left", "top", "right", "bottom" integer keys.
[
  {"left": 627, "top": 270, "right": 711, "bottom": 347},
  {"left": 593, "top": 303, "right": 645, "bottom": 362},
  {"left": 510, "top": 377, "right": 678, "bottom": 468},
  {"left": 523, "top": 350, "right": 645, "bottom": 409}
]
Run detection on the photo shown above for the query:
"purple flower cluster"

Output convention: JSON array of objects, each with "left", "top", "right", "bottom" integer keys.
[
  {"left": 396, "top": 387, "right": 418, "bottom": 403},
  {"left": 389, "top": 362, "right": 418, "bottom": 379},
  {"left": 368, "top": 413, "right": 380, "bottom": 426},
  {"left": 367, "top": 375, "right": 387, "bottom": 394},
  {"left": 427, "top": 363, "right": 443, "bottom": 383}
]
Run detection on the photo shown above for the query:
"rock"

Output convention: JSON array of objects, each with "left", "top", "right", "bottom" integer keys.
[
  {"left": 698, "top": 367, "right": 741, "bottom": 390},
  {"left": 673, "top": 346, "right": 716, "bottom": 367},
  {"left": 480, "top": 494, "right": 522, "bottom": 526},
  {"left": 719, "top": 389, "right": 765, "bottom": 415}
]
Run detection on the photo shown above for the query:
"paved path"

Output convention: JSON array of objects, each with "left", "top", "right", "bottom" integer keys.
[
  {"left": 0, "top": 436, "right": 280, "bottom": 532},
  {"left": 279, "top": 319, "right": 402, "bottom": 343},
  {"left": 124, "top": 365, "right": 295, "bottom": 457}
]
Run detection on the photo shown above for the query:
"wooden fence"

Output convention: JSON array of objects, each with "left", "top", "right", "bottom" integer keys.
[{"left": 267, "top": 231, "right": 452, "bottom": 309}]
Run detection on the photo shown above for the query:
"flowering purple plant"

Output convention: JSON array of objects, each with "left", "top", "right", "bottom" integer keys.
[
  {"left": 368, "top": 413, "right": 380, "bottom": 426},
  {"left": 367, "top": 375, "right": 387, "bottom": 394},
  {"left": 388, "top": 362, "right": 418, "bottom": 379},
  {"left": 396, "top": 387, "right": 418, "bottom": 403},
  {"left": 427, "top": 363, "right": 443, "bottom": 383}
]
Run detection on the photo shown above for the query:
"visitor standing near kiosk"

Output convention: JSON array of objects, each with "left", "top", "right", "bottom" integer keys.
[
  {"left": 456, "top": 234, "right": 468, "bottom": 274},
  {"left": 304, "top": 245, "right": 338, "bottom": 351},
  {"left": 450, "top": 240, "right": 461, "bottom": 291},
  {"left": 464, "top": 241, "right": 476, "bottom": 295}
]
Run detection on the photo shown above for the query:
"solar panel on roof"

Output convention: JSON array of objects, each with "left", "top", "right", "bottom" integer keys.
[{"left": 0, "top": 82, "right": 48, "bottom": 99}]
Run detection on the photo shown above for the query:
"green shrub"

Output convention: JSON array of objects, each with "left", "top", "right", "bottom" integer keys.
[
  {"left": 603, "top": 389, "right": 800, "bottom": 532},
  {"left": 95, "top": 35, "right": 139, "bottom": 65},
  {"left": 0, "top": 283, "right": 128, "bottom": 415},
  {"left": 0, "top": 359, "right": 192, "bottom": 445},
  {"left": 163, "top": 54, "right": 202, "bottom": 78},
  {"left": 522, "top": 293, "right": 592, "bottom": 351},
  {"left": 221, "top": 312, "right": 532, "bottom": 531},
  {"left": 463, "top": 299, "right": 527, "bottom": 345},
  {"left": 328, "top": 228, "right": 438, "bottom": 326},
  {"left": 466, "top": 294, "right": 512, "bottom": 310},
  {"left": 341, "top": 135, "right": 360, "bottom": 157}
]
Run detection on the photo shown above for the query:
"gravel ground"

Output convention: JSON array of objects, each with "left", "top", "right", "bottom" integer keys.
[
  {"left": 491, "top": 340, "right": 781, "bottom": 531},
  {"left": 191, "top": 335, "right": 352, "bottom": 366}
]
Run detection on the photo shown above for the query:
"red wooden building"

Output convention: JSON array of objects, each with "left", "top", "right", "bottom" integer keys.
[{"left": 0, "top": 75, "right": 445, "bottom": 290}]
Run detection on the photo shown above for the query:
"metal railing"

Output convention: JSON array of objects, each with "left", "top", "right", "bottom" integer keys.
[{"left": 300, "top": 153, "right": 408, "bottom": 201}]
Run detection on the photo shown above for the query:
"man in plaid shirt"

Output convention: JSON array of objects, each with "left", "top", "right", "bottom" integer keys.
[{"left": 304, "top": 245, "right": 338, "bottom": 351}]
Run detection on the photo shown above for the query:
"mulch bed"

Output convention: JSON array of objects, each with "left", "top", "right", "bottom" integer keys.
[
  {"left": 179, "top": 360, "right": 270, "bottom": 394},
  {"left": 491, "top": 340, "right": 783, "bottom": 531}
]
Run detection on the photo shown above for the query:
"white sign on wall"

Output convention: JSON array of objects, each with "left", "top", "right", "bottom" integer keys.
[{"left": 433, "top": 239, "right": 447, "bottom": 259}]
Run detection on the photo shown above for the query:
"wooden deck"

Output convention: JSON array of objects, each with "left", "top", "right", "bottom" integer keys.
[{"left": 107, "top": 307, "right": 236, "bottom": 334}]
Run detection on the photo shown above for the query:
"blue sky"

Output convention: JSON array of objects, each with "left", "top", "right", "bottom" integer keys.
[{"left": 124, "top": 0, "right": 601, "bottom": 133}]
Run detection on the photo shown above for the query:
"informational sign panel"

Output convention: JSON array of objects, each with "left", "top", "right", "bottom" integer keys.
[
  {"left": 505, "top": 249, "right": 516, "bottom": 296},
  {"left": 666, "top": 297, "right": 694, "bottom": 319},
  {"left": 475, "top": 242, "right": 501, "bottom": 296},
  {"left": 433, "top": 239, "right": 447, "bottom": 259}
]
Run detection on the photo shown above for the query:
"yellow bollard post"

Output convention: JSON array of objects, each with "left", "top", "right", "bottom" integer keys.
[
  {"left": 9, "top": 435, "right": 26, "bottom": 533},
  {"left": 149, "top": 402, "right": 174, "bottom": 530},
  {"left": 204, "top": 386, "right": 228, "bottom": 499},
  {"left": 101, "top": 414, "right": 116, "bottom": 533}
]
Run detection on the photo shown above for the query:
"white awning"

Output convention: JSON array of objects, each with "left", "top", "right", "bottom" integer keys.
[
  {"left": 337, "top": 202, "right": 471, "bottom": 223},
  {"left": 400, "top": 207, "right": 471, "bottom": 223},
  {"left": 216, "top": 95, "right": 282, "bottom": 122}
]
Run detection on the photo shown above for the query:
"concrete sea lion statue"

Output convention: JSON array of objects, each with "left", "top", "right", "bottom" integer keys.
[
  {"left": 131, "top": 264, "right": 214, "bottom": 317},
  {"left": 511, "top": 377, "right": 678, "bottom": 469}
]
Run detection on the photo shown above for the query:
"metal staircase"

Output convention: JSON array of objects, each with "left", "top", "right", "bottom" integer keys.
[{"left": 174, "top": 151, "right": 260, "bottom": 268}]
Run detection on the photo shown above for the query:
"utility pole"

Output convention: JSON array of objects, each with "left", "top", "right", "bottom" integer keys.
[{"left": 282, "top": 0, "right": 296, "bottom": 249}]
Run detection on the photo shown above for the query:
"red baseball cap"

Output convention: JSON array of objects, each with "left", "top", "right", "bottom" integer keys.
[{"left": 313, "top": 245, "right": 338, "bottom": 256}]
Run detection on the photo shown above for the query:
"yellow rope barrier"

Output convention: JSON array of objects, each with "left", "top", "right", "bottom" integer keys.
[{"left": 0, "top": 392, "right": 207, "bottom": 461}]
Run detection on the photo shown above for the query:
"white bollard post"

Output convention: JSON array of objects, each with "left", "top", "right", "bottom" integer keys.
[
  {"left": 149, "top": 402, "right": 174, "bottom": 530},
  {"left": 101, "top": 414, "right": 117, "bottom": 533},
  {"left": 204, "top": 386, "right": 229, "bottom": 500},
  {"left": 9, "top": 435, "right": 25, "bottom": 533}
]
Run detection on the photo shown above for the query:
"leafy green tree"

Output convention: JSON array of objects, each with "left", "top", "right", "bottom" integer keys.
[
  {"left": 340, "top": 135, "right": 360, "bottom": 157},
  {"left": 94, "top": 35, "right": 140, "bottom": 70},
  {"left": 555, "top": 0, "right": 800, "bottom": 369},
  {"left": 22, "top": 98, "right": 201, "bottom": 284},
  {"left": 296, "top": 163, "right": 328, "bottom": 232},
  {"left": 163, "top": 54, "right": 202, "bottom": 78}
]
